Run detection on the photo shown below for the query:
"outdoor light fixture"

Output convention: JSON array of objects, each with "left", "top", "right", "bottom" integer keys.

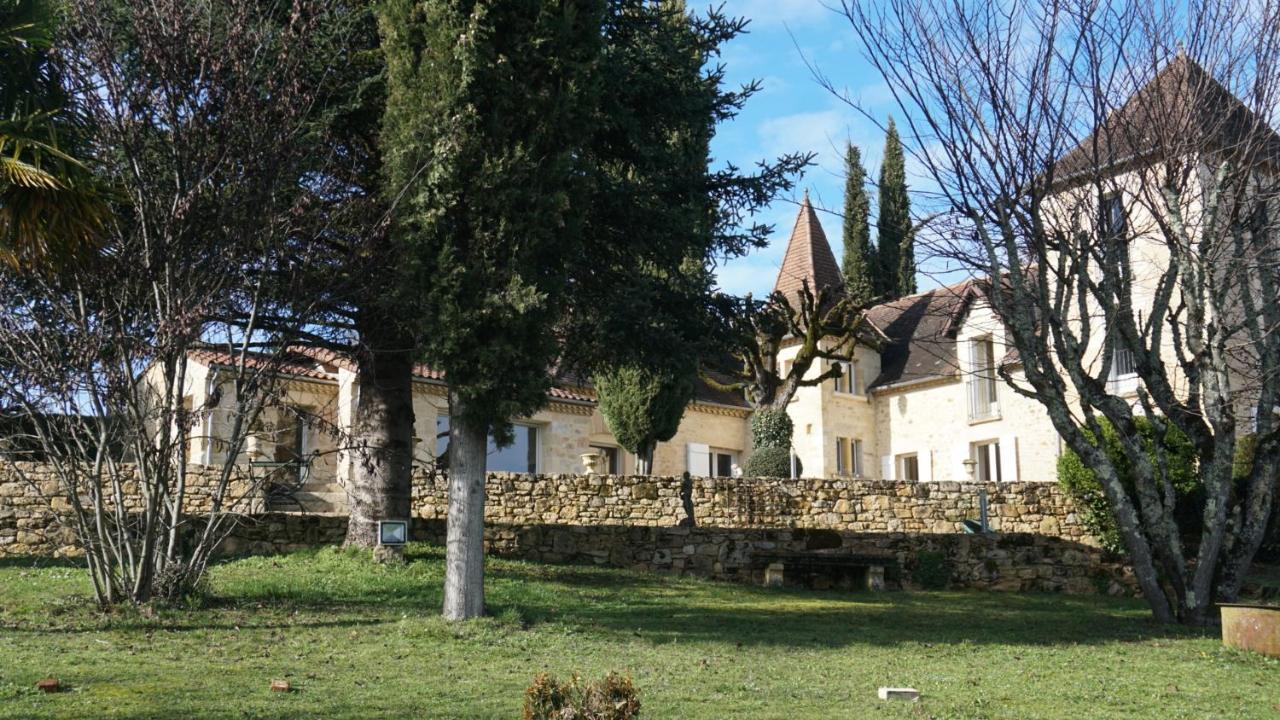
[{"left": 378, "top": 520, "right": 409, "bottom": 546}]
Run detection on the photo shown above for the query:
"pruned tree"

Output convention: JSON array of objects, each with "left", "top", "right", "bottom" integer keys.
[
  {"left": 709, "top": 281, "right": 872, "bottom": 413},
  {"left": 831, "top": 0, "right": 1280, "bottom": 624},
  {"left": 0, "top": 0, "right": 351, "bottom": 604}
]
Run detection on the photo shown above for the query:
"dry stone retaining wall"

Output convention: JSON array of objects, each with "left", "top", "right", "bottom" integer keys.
[
  {"left": 412, "top": 472, "right": 1091, "bottom": 543},
  {"left": 2, "top": 463, "right": 1128, "bottom": 593},
  {"left": 0, "top": 462, "right": 260, "bottom": 557}
]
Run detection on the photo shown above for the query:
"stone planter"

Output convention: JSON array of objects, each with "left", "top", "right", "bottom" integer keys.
[{"left": 1220, "top": 603, "right": 1280, "bottom": 658}]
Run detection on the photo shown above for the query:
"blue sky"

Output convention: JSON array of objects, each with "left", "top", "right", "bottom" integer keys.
[{"left": 708, "top": 0, "right": 926, "bottom": 298}]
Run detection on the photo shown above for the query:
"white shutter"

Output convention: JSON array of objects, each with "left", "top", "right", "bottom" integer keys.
[
  {"left": 920, "top": 450, "right": 933, "bottom": 482},
  {"left": 686, "top": 443, "right": 711, "bottom": 477},
  {"left": 880, "top": 455, "right": 893, "bottom": 481},
  {"left": 999, "top": 434, "right": 1020, "bottom": 482}
]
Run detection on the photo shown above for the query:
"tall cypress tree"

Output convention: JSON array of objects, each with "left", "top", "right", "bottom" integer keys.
[
  {"left": 840, "top": 142, "right": 875, "bottom": 304},
  {"left": 379, "top": 0, "right": 604, "bottom": 620},
  {"left": 877, "top": 117, "right": 915, "bottom": 298}
]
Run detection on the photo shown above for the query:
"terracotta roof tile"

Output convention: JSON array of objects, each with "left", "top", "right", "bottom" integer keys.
[{"left": 772, "top": 194, "right": 844, "bottom": 302}]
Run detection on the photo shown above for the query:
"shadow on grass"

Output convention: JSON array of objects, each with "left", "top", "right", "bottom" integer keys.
[
  {"left": 4, "top": 543, "right": 1199, "bottom": 650},
  {"left": 208, "top": 546, "right": 1187, "bottom": 650}
]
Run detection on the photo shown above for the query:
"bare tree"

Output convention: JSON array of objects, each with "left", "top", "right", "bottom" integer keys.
[
  {"left": 0, "top": 0, "right": 350, "bottom": 604},
  {"left": 830, "top": 0, "right": 1280, "bottom": 623}
]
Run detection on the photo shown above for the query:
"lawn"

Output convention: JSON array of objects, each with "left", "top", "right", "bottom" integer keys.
[{"left": 1, "top": 545, "right": 1276, "bottom": 719}]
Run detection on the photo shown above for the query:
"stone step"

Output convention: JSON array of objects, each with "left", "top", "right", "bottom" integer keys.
[{"left": 268, "top": 490, "right": 348, "bottom": 515}]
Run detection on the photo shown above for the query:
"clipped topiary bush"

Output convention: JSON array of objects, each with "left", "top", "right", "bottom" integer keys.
[
  {"left": 743, "top": 446, "right": 792, "bottom": 478},
  {"left": 1057, "top": 417, "right": 1199, "bottom": 555},
  {"left": 523, "top": 672, "right": 640, "bottom": 720},
  {"left": 750, "top": 409, "right": 793, "bottom": 450}
]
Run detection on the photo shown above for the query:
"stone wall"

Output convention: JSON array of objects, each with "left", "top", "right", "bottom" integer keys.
[
  {"left": 0, "top": 462, "right": 261, "bottom": 557},
  {"left": 3, "top": 462, "right": 1126, "bottom": 593},
  {"left": 412, "top": 472, "right": 1092, "bottom": 543},
  {"left": 414, "top": 521, "right": 1132, "bottom": 595}
]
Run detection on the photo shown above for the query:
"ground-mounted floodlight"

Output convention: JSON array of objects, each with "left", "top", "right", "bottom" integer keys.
[{"left": 378, "top": 520, "right": 409, "bottom": 546}]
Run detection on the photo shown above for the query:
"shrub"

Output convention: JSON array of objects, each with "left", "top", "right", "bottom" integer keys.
[
  {"left": 912, "top": 550, "right": 951, "bottom": 590},
  {"left": 750, "top": 409, "right": 793, "bottom": 450},
  {"left": 1056, "top": 417, "right": 1199, "bottom": 555},
  {"left": 594, "top": 364, "right": 695, "bottom": 460},
  {"left": 523, "top": 672, "right": 640, "bottom": 720},
  {"left": 743, "top": 446, "right": 792, "bottom": 478}
]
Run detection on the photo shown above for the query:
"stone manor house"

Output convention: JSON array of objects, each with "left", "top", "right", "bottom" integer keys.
[
  {"left": 178, "top": 56, "right": 1272, "bottom": 513},
  {"left": 182, "top": 195, "right": 1065, "bottom": 513}
]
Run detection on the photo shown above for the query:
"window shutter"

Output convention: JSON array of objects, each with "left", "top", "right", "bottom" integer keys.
[
  {"left": 686, "top": 443, "right": 711, "bottom": 477},
  {"left": 999, "top": 434, "right": 1019, "bottom": 482},
  {"left": 920, "top": 450, "right": 933, "bottom": 482},
  {"left": 880, "top": 455, "right": 893, "bottom": 481}
]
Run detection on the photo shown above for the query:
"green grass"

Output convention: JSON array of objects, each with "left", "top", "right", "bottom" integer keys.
[{"left": 1, "top": 545, "right": 1276, "bottom": 719}]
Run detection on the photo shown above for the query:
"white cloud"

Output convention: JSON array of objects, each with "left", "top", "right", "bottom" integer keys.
[{"left": 757, "top": 109, "right": 851, "bottom": 165}]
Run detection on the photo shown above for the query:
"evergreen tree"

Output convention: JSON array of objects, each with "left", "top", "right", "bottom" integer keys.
[
  {"left": 380, "top": 0, "right": 807, "bottom": 620},
  {"left": 571, "top": 1, "right": 808, "bottom": 475},
  {"left": 840, "top": 142, "right": 874, "bottom": 303},
  {"left": 877, "top": 118, "right": 915, "bottom": 298},
  {"left": 379, "top": 0, "right": 604, "bottom": 620}
]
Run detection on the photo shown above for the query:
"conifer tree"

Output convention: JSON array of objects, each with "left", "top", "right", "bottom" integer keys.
[
  {"left": 877, "top": 118, "right": 915, "bottom": 298},
  {"left": 840, "top": 142, "right": 875, "bottom": 303}
]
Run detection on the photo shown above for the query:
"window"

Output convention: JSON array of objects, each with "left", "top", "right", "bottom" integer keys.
[
  {"left": 1251, "top": 201, "right": 1270, "bottom": 240},
  {"left": 713, "top": 450, "right": 736, "bottom": 478},
  {"left": 967, "top": 336, "right": 999, "bottom": 420},
  {"left": 836, "top": 437, "right": 863, "bottom": 476},
  {"left": 972, "top": 440, "right": 1002, "bottom": 483},
  {"left": 591, "top": 445, "right": 621, "bottom": 474},
  {"left": 1108, "top": 315, "right": 1140, "bottom": 382},
  {"left": 833, "top": 360, "right": 861, "bottom": 395},
  {"left": 1101, "top": 193, "right": 1127, "bottom": 240},
  {"left": 896, "top": 453, "right": 920, "bottom": 482},
  {"left": 1101, "top": 193, "right": 1132, "bottom": 278},
  {"left": 686, "top": 444, "right": 736, "bottom": 477},
  {"left": 436, "top": 415, "right": 539, "bottom": 473}
]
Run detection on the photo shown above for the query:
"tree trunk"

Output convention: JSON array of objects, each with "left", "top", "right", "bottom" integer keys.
[
  {"left": 635, "top": 441, "right": 655, "bottom": 475},
  {"left": 343, "top": 321, "right": 416, "bottom": 549},
  {"left": 443, "top": 392, "right": 487, "bottom": 620}
]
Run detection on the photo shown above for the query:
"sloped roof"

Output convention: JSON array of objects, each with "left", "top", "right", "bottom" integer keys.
[
  {"left": 193, "top": 346, "right": 594, "bottom": 404},
  {"left": 188, "top": 348, "right": 337, "bottom": 381},
  {"left": 1052, "top": 54, "right": 1280, "bottom": 184},
  {"left": 772, "top": 193, "right": 844, "bottom": 302},
  {"left": 863, "top": 280, "right": 978, "bottom": 389}
]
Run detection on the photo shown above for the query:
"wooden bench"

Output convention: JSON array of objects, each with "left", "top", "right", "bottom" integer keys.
[{"left": 754, "top": 550, "right": 897, "bottom": 591}]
